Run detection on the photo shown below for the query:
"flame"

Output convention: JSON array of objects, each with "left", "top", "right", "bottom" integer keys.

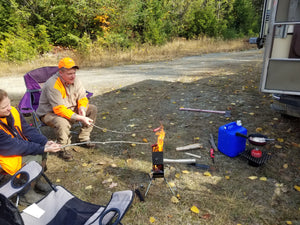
[{"left": 155, "top": 125, "right": 165, "bottom": 152}]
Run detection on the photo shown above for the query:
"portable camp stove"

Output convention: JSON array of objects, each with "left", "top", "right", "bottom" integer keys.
[
  {"left": 239, "top": 135, "right": 272, "bottom": 166},
  {"left": 240, "top": 148, "right": 271, "bottom": 167},
  {"left": 145, "top": 127, "right": 175, "bottom": 196}
]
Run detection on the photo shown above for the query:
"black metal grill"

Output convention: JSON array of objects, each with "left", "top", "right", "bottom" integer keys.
[{"left": 239, "top": 149, "right": 271, "bottom": 166}]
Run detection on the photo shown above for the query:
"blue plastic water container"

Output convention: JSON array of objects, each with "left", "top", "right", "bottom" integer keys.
[{"left": 218, "top": 121, "right": 247, "bottom": 157}]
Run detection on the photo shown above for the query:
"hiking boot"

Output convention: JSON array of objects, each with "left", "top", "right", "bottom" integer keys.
[
  {"left": 81, "top": 141, "right": 96, "bottom": 149},
  {"left": 35, "top": 180, "right": 52, "bottom": 193},
  {"left": 58, "top": 150, "right": 73, "bottom": 161},
  {"left": 19, "top": 188, "right": 44, "bottom": 206}
]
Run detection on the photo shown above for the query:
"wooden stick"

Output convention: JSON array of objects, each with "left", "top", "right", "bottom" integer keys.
[
  {"left": 163, "top": 158, "right": 196, "bottom": 164},
  {"left": 176, "top": 143, "right": 203, "bottom": 151},
  {"left": 184, "top": 152, "right": 202, "bottom": 159}
]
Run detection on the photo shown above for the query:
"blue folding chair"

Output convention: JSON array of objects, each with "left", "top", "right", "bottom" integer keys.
[{"left": 0, "top": 161, "right": 134, "bottom": 225}]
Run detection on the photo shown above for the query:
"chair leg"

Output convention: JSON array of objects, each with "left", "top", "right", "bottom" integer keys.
[{"left": 32, "top": 112, "right": 42, "bottom": 134}]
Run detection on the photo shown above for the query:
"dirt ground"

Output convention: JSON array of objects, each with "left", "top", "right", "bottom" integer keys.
[{"left": 9, "top": 50, "right": 300, "bottom": 224}]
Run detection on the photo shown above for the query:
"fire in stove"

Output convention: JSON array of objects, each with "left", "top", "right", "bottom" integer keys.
[
  {"left": 152, "top": 126, "right": 165, "bottom": 178},
  {"left": 145, "top": 125, "right": 175, "bottom": 196}
]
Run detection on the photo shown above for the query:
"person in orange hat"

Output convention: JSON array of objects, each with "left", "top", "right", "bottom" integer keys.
[{"left": 37, "top": 57, "right": 98, "bottom": 161}]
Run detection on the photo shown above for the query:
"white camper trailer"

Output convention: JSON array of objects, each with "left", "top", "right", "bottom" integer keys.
[{"left": 251, "top": 0, "right": 300, "bottom": 117}]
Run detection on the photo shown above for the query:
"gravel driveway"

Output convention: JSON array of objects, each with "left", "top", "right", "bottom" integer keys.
[{"left": 0, "top": 49, "right": 263, "bottom": 99}]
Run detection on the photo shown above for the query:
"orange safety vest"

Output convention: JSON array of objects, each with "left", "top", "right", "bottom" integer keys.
[{"left": 0, "top": 107, "right": 27, "bottom": 175}]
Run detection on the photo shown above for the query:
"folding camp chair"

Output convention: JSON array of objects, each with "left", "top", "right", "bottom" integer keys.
[
  {"left": 18, "top": 66, "right": 93, "bottom": 133},
  {"left": 0, "top": 161, "right": 134, "bottom": 225}
]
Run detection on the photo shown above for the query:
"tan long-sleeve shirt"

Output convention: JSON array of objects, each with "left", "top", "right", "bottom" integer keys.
[{"left": 36, "top": 73, "right": 89, "bottom": 120}]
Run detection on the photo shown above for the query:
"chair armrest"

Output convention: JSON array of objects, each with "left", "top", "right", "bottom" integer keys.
[
  {"left": 98, "top": 190, "right": 134, "bottom": 225},
  {"left": 0, "top": 161, "right": 42, "bottom": 198}
]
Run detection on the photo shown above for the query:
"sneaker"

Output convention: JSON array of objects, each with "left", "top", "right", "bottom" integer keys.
[
  {"left": 35, "top": 180, "right": 52, "bottom": 193},
  {"left": 58, "top": 150, "right": 73, "bottom": 161},
  {"left": 81, "top": 141, "right": 96, "bottom": 149},
  {"left": 19, "top": 188, "right": 44, "bottom": 206}
]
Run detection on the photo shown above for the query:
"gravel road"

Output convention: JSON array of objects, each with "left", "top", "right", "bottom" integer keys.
[{"left": 0, "top": 49, "right": 263, "bottom": 99}]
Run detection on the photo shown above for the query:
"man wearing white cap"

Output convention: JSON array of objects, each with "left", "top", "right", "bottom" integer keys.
[{"left": 37, "top": 57, "right": 97, "bottom": 161}]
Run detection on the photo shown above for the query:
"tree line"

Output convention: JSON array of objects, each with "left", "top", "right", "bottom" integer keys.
[{"left": 0, "top": 0, "right": 263, "bottom": 61}]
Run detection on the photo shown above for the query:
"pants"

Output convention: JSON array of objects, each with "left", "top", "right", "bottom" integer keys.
[{"left": 41, "top": 104, "right": 97, "bottom": 146}]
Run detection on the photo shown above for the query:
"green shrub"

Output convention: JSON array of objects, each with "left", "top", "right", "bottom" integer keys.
[{"left": 0, "top": 33, "right": 37, "bottom": 61}]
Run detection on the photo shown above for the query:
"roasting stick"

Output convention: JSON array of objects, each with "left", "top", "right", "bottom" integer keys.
[{"left": 61, "top": 141, "right": 149, "bottom": 149}]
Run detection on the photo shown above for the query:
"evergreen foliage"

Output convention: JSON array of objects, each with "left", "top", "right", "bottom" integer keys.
[{"left": 0, "top": 0, "right": 262, "bottom": 61}]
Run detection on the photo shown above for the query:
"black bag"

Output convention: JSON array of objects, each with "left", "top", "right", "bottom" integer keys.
[{"left": 0, "top": 193, "right": 24, "bottom": 225}]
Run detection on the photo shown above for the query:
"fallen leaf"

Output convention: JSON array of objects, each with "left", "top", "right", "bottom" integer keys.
[
  {"left": 255, "top": 127, "right": 263, "bottom": 132},
  {"left": 102, "top": 178, "right": 113, "bottom": 184},
  {"left": 291, "top": 142, "right": 300, "bottom": 147},
  {"left": 102, "top": 128, "right": 107, "bottom": 133},
  {"left": 143, "top": 138, "right": 148, "bottom": 143},
  {"left": 283, "top": 164, "right": 288, "bottom": 169},
  {"left": 273, "top": 117, "right": 279, "bottom": 121},
  {"left": 286, "top": 221, "right": 293, "bottom": 225},
  {"left": 182, "top": 170, "right": 189, "bottom": 174},
  {"left": 225, "top": 176, "right": 230, "bottom": 180},
  {"left": 111, "top": 163, "right": 117, "bottom": 167},
  {"left": 275, "top": 144, "right": 282, "bottom": 149},
  {"left": 131, "top": 133, "right": 136, "bottom": 137},
  {"left": 109, "top": 182, "right": 118, "bottom": 188},
  {"left": 85, "top": 185, "right": 93, "bottom": 190},
  {"left": 149, "top": 217, "right": 156, "bottom": 223},
  {"left": 260, "top": 177, "right": 267, "bottom": 181},
  {"left": 248, "top": 176, "right": 258, "bottom": 180},
  {"left": 202, "top": 213, "right": 211, "bottom": 219},
  {"left": 82, "top": 163, "right": 88, "bottom": 167},
  {"left": 294, "top": 185, "right": 300, "bottom": 192},
  {"left": 168, "top": 182, "right": 176, "bottom": 188},
  {"left": 203, "top": 171, "right": 212, "bottom": 176},
  {"left": 56, "top": 179, "right": 61, "bottom": 183},
  {"left": 191, "top": 205, "right": 200, "bottom": 214},
  {"left": 277, "top": 138, "right": 284, "bottom": 143},
  {"left": 102, "top": 116, "right": 106, "bottom": 120},
  {"left": 249, "top": 112, "right": 255, "bottom": 116},
  {"left": 194, "top": 137, "right": 200, "bottom": 140},
  {"left": 175, "top": 173, "right": 181, "bottom": 179},
  {"left": 171, "top": 196, "right": 179, "bottom": 204}
]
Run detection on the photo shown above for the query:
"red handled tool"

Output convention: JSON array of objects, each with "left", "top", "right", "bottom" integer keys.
[
  {"left": 209, "top": 134, "right": 217, "bottom": 164},
  {"left": 210, "top": 148, "right": 215, "bottom": 164}
]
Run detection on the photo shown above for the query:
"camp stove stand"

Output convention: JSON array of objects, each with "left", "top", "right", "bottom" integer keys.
[{"left": 145, "top": 144, "right": 175, "bottom": 196}]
